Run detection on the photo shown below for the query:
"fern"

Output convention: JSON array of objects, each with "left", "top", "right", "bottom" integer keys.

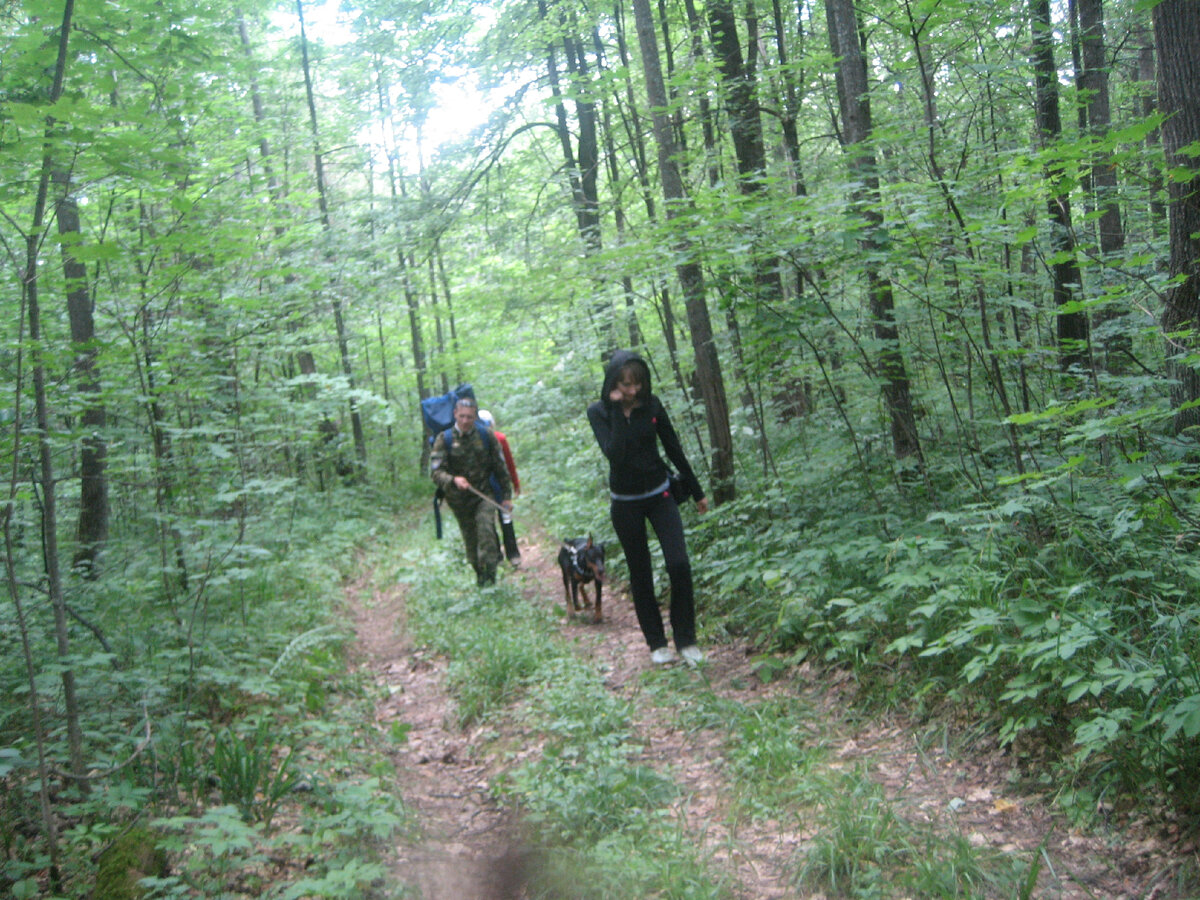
[{"left": 269, "top": 624, "right": 346, "bottom": 678}]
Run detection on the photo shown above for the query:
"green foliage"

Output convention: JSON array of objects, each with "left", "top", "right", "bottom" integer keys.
[
  {"left": 273, "top": 857, "right": 390, "bottom": 900},
  {"left": 211, "top": 718, "right": 300, "bottom": 828},
  {"left": 504, "top": 757, "right": 680, "bottom": 845},
  {"left": 1, "top": 0, "right": 1195, "bottom": 891},
  {"left": 445, "top": 623, "right": 558, "bottom": 726},
  {"left": 694, "top": 442, "right": 1200, "bottom": 814},
  {"left": 0, "top": 488, "right": 407, "bottom": 896}
]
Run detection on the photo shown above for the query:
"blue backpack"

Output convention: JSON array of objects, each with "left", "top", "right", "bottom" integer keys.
[{"left": 420, "top": 383, "right": 475, "bottom": 436}]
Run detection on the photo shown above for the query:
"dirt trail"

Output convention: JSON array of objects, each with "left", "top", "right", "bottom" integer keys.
[{"left": 346, "top": 531, "right": 1191, "bottom": 899}]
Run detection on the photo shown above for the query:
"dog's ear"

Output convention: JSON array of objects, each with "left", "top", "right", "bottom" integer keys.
[{"left": 585, "top": 534, "right": 594, "bottom": 548}]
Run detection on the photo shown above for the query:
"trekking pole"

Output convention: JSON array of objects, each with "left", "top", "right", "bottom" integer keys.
[{"left": 463, "top": 482, "right": 513, "bottom": 516}]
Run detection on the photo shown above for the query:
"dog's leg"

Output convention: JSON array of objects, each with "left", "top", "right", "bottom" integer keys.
[
  {"left": 594, "top": 580, "right": 603, "bottom": 624},
  {"left": 562, "top": 571, "right": 575, "bottom": 617}
]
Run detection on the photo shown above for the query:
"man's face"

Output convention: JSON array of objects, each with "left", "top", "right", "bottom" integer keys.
[{"left": 454, "top": 405, "right": 478, "bottom": 432}]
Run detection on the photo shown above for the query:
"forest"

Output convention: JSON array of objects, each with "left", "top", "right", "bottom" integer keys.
[{"left": 2, "top": 0, "right": 1199, "bottom": 895}]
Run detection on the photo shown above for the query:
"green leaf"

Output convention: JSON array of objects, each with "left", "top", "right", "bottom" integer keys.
[{"left": 1162, "top": 694, "right": 1200, "bottom": 741}]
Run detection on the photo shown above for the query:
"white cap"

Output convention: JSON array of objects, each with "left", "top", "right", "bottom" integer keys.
[{"left": 477, "top": 409, "right": 494, "bottom": 426}]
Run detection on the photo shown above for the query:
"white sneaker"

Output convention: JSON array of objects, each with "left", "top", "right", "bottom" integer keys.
[
  {"left": 678, "top": 645, "right": 704, "bottom": 665},
  {"left": 650, "top": 647, "right": 677, "bottom": 665}
]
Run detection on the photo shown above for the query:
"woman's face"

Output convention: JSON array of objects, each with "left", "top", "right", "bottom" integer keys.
[{"left": 614, "top": 366, "right": 643, "bottom": 405}]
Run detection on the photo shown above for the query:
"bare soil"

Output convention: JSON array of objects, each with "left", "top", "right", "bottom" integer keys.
[{"left": 344, "top": 529, "right": 1197, "bottom": 899}]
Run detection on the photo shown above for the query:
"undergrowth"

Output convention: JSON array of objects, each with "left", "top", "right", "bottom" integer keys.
[
  {"left": 1, "top": 487, "right": 412, "bottom": 899},
  {"left": 690, "top": 438, "right": 1200, "bottom": 822}
]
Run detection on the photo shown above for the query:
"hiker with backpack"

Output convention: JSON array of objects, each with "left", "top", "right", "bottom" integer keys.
[{"left": 430, "top": 396, "right": 513, "bottom": 587}]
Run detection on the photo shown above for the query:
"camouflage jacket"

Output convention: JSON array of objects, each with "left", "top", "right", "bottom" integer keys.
[{"left": 430, "top": 426, "right": 513, "bottom": 508}]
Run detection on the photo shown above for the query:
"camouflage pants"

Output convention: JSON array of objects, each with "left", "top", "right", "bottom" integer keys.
[{"left": 449, "top": 496, "right": 501, "bottom": 585}]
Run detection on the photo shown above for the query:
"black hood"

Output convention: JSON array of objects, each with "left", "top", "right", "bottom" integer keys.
[{"left": 600, "top": 349, "right": 652, "bottom": 405}]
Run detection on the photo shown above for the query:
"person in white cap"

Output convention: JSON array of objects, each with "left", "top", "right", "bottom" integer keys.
[{"left": 477, "top": 409, "right": 522, "bottom": 566}]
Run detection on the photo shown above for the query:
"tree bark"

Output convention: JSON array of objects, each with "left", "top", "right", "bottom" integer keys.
[
  {"left": 632, "top": 0, "right": 736, "bottom": 503},
  {"left": 1153, "top": 0, "right": 1200, "bottom": 436},
  {"left": 1031, "top": 0, "right": 1091, "bottom": 374},
  {"left": 614, "top": 0, "right": 692, "bottom": 404},
  {"left": 824, "top": 0, "right": 924, "bottom": 469},
  {"left": 1077, "top": 0, "right": 1123, "bottom": 257},
  {"left": 1076, "top": 0, "right": 1128, "bottom": 368},
  {"left": 53, "top": 168, "right": 109, "bottom": 576},
  {"left": 593, "top": 27, "right": 643, "bottom": 348},
  {"left": 704, "top": 0, "right": 785, "bottom": 443}
]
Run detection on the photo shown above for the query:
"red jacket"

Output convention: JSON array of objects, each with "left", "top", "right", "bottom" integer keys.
[{"left": 493, "top": 430, "right": 520, "bottom": 495}]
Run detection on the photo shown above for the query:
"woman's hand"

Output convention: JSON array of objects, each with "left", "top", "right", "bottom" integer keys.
[
  {"left": 453, "top": 475, "right": 470, "bottom": 491},
  {"left": 609, "top": 387, "right": 623, "bottom": 403},
  {"left": 696, "top": 498, "right": 709, "bottom": 514}
]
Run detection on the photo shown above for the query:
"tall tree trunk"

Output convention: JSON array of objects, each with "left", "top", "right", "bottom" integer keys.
[
  {"left": 1077, "top": 0, "right": 1123, "bottom": 258},
  {"left": 904, "top": 0, "right": 1025, "bottom": 480},
  {"left": 824, "top": 0, "right": 924, "bottom": 469},
  {"left": 297, "top": 0, "right": 368, "bottom": 479},
  {"left": 402, "top": 246, "right": 428, "bottom": 401},
  {"left": 594, "top": 26, "right": 643, "bottom": 348},
  {"left": 238, "top": 14, "right": 317, "bottom": 387},
  {"left": 682, "top": 0, "right": 721, "bottom": 187},
  {"left": 1031, "top": 0, "right": 1091, "bottom": 374},
  {"left": 371, "top": 58, "right": 430, "bottom": 407},
  {"left": 632, "top": 0, "right": 736, "bottom": 503},
  {"left": 614, "top": 0, "right": 691, "bottom": 403},
  {"left": 1153, "top": 0, "right": 1200, "bottom": 436},
  {"left": 53, "top": 168, "right": 109, "bottom": 576},
  {"left": 8, "top": 142, "right": 63, "bottom": 900},
  {"left": 25, "top": 0, "right": 87, "bottom": 787},
  {"left": 704, "top": 0, "right": 782, "bottom": 447},
  {"left": 538, "top": 0, "right": 610, "bottom": 355},
  {"left": 1076, "top": 0, "right": 1128, "bottom": 369}
]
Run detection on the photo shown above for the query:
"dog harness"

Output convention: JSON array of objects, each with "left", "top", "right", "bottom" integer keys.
[{"left": 565, "top": 541, "right": 598, "bottom": 577}]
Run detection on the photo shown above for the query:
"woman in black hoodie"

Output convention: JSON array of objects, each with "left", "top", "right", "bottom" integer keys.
[{"left": 587, "top": 350, "right": 707, "bottom": 665}]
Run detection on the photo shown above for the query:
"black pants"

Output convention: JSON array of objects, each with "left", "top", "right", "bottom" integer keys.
[
  {"left": 498, "top": 513, "right": 520, "bottom": 561},
  {"left": 610, "top": 492, "right": 696, "bottom": 650}
]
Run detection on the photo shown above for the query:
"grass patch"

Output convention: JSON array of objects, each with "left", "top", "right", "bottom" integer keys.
[
  {"left": 794, "top": 770, "right": 1026, "bottom": 898},
  {"left": 674, "top": 689, "right": 828, "bottom": 816}
]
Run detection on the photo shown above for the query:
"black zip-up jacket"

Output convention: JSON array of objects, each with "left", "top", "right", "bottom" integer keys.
[{"left": 587, "top": 350, "right": 705, "bottom": 502}]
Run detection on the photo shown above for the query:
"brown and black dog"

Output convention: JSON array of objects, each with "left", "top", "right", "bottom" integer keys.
[{"left": 557, "top": 536, "right": 606, "bottom": 622}]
